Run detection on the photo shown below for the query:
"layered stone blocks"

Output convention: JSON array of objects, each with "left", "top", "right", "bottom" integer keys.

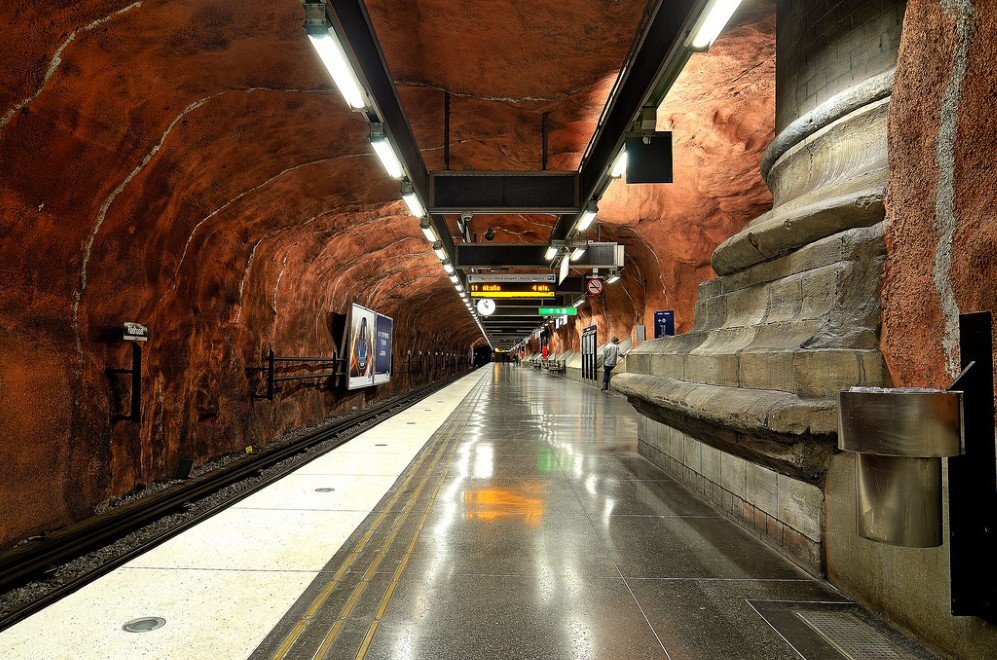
[
  {"left": 639, "top": 415, "right": 824, "bottom": 574},
  {"left": 616, "top": 0, "right": 902, "bottom": 572}
]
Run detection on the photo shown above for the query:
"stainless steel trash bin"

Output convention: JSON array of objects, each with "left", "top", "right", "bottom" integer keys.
[{"left": 838, "top": 387, "right": 964, "bottom": 547}]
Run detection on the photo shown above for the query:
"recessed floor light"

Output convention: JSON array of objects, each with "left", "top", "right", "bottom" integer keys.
[{"left": 123, "top": 617, "right": 165, "bottom": 633}]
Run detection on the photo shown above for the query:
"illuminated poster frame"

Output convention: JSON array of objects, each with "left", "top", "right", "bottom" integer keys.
[
  {"left": 373, "top": 313, "right": 393, "bottom": 385},
  {"left": 343, "top": 303, "right": 377, "bottom": 390}
]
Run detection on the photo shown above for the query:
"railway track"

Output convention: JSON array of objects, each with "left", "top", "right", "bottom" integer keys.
[{"left": 0, "top": 371, "right": 470, "bottom": 631}]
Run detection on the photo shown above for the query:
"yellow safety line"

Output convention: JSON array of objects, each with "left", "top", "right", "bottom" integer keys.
[
  {"left": 354, "top": 421, "right": 469, "bottom": 659},
  {"left": 275, "top": 377, "right": 485, "bottom": 660},
  {"left": 271, "top": 425, "right": 457, "bottom": 660},
  {"left": 312, "top": 427, "right": 465, "bottom": 659}
]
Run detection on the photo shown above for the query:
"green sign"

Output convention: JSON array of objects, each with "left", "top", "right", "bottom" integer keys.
[{"left": 538, "top": 307, "right": 577, "bottom": 316}]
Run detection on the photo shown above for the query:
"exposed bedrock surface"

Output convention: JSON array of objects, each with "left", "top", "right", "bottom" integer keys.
[
  {"left": 0, "top": 0, "right": 488, "bottom": 547},
  {"left": 0, "top": 0, "right": 750, "bottom": 548}
]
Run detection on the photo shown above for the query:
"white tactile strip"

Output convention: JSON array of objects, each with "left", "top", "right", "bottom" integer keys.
[{"left": 0, "top": 370, "right": 486, "bottom": 660}]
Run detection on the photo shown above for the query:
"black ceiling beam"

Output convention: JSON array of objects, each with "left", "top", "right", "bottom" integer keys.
[
  {"left": 549, "top": 0, "right": 700, "bottom": 242},
  {"left": 325, "top": 0, "right": 455, "bottom": 258},
  {"left": 456, "top": 244, "right": 619, "bottom": 271},
  {"left": 429, "top": 172, "right": 578, "bottom": 214}
]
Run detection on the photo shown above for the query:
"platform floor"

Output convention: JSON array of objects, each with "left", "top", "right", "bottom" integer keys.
[{"left": 2, "top": 365, "right": 934, "bottom": 659}]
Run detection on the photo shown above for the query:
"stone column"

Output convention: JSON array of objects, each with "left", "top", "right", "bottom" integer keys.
[{"left": 614, "top": 0, "right": 906, "bottom": 574}]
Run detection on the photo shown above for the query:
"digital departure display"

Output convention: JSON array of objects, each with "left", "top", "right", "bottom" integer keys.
[{"left": 469, "top": 282, "right": 555, "bottom": 299}]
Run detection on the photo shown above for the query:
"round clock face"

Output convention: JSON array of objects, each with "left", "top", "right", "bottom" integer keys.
[{"left": 476, "top": 298, "right": 497, "bottom": 316}]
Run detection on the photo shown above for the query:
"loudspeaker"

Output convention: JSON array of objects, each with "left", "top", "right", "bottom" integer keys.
[{"left": 625, "top": 132, "right": 673, "bottom": 184}]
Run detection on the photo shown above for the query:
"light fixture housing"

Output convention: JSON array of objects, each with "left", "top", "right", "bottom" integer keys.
[
  {"left": 400, "top": 180, "right": 426, "bottom": 218},
  {"left": 443, "top": 260, "right": 455, "bottom": 275},
  {"left": 573, "top": 298, "right": 585, "bottom": 308},
  {"left": 575, "top": 202, "right": 598, "bottom": 233},
  {"left": 610, "top": 148, "right": 628, "bottom": 179},
  {"left": 432, "top": 241, "right": 446, "bottom": 261},
  {"left": 303, "top": 1, "right": 367, "bottom": 111},
  {"left": 369, "top": 126, "right": 404, "bottom": 179},
  {"left": 687, "top": 0, "right": 743, "bottom": 51},
  {"left": 420, "top": 217, "right": 438, "bottom": 243},
  {"left": 570, "top": 246, "right": 586, "bottom": 262},
  {"left": 606, "top": 269, "right": 621, "bottom": 284}
]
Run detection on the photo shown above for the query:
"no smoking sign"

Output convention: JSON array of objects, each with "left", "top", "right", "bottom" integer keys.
[{"left": 586, "top": 278, "right": 604, "bottom": 296}]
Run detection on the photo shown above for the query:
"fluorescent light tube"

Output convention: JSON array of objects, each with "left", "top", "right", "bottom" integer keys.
[
  {"left": 610, "top": 148, "right": 628, "bottom": 178},
  {"left": 432, "top": 242, "right": 446, "bottom": 260},
  {"left": 606, "top": 272, "right": 621, "bottom": 284},
  {"left": 573, "top": 298, "right": 585, "bottom": 308},
  {"left": 308, "top": 31, "right": 366, "bottom": 109},
  {"left": 402, "top": 189, "right": 425, "bottom": 217},
  {"left": 690, "top": 0, "right": 742, "bottom": 50},
  {"left": 570, "top": 246, "right": 586, "bottom": 262},
  {"left": 456, "top": 283, "right": 464, "bottom": 292},
  {"left": 544, "top": 245, "right": 558, "bottom": 260},
  {"left": 449, "top": 274, "right": 459, "bottom": 284},
  {"left": 443, "top": 261, "right": 455, "bottom": 275},
  {"left": 370, "top": 131, "right": 404, "bottom": 179},
  {"left": 576, "top": 204, "right": 598, "bottom": 232},
  {"left": 420, "top": 219, "right": 438, "bottom": 243}
]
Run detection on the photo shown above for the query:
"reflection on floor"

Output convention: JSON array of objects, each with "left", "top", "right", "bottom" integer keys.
[
  {"left": 1, "top": 365, "right": 935, "bottom": 659},
  {"left": 254, "top": 365, "right": 931, "bottom": 659}
]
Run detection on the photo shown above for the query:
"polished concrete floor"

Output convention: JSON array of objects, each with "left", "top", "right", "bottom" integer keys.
[
  {"left": 3, "top": 366, "right": 933, "bottom": 659},
  {"left": 252, "top": 365, "right": 862, "bottom": 659}
]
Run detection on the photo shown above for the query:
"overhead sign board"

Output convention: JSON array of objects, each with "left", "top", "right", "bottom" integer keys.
[
  {"left": 467, "top": 273, "right": 555, "bottom": 283},
  {"left": 539, "top": 307, "right": 577, "bottom": 316},
  {"left": 469, "top": 282, "right": 555, "bottom": 299}
]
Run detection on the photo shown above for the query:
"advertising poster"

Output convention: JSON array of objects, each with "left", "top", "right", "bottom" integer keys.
[
  {"left": 373, "top": 313, "right": 393, "bottom": 385},
  {"left": 344, "top": 303, "right": 377, "bottom": 390}
]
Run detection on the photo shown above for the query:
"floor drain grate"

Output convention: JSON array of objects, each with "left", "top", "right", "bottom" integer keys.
[
  {"left": 797, "top": 611, "right": 904, "bottom": 659},
  {"left": 123, "top": 617, "right": 165, "bottom": 633},
  {"left": 749, "top": 601, "right": 937, "bottom": 660}
]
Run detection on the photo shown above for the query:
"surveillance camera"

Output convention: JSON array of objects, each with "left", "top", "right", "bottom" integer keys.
[
  {"left": 484, "top": 227, "right": 495, "bottom": 241},
  {"left": 460, "top": 212, "right": 473, "bottom": 223}
]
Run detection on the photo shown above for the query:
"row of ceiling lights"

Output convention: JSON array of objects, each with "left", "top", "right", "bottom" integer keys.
[
  {"left": 305, "top": 0, "right": 742, "bottom": 348},
  {"left": 546, "top": 0, "right": 742, "bottom": 260},
  {"left": 303, "top": 1, "right": 489, "bottom": 344}
]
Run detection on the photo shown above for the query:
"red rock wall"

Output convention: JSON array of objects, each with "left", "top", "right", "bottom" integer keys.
[
  {"left": 0, "top": 0, "right": 480, "bottom": 548},
  {"left": 0, "top": 0, "right": 777, "bottom": 549},
  {"left": 547, "top": 4, "right": 776, "bottom": 353},
  {"left": 881, "top": 0, "right": 996, "bottom": 406}
]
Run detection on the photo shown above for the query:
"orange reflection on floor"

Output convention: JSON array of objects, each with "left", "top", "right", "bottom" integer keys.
[{"left": 463, "top": 486, "right": 546, "bottom": 526}]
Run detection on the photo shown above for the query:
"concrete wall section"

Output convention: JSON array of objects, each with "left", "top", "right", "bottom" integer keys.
[
  {"left": 776, "top": 0, "right": 906, "bottom": 132},
  {"left": 639, "top": 415, "right": 824, "bottom": 575}
]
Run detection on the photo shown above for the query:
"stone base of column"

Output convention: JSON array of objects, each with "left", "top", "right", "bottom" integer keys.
[{"left": 637, "top": 414, "right": 824, "bottom": 575}]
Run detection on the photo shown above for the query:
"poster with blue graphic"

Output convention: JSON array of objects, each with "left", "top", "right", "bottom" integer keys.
[
  {"left": 344, "top": 303, "right": 376, "bottom": 390},
  {"left": 654, "top": 310, "right": 675, "bottom": 338},
  {"left": 373, "top": 313, "right": 393, "bottom": 385}
]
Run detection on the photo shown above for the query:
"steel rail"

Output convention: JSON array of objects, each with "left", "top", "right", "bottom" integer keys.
[{"left": 0, "top": 369, "right": 472, "bottom": 631}]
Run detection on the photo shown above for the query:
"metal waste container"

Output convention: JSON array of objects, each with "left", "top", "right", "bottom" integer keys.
[{"left": 838, "top": 387, "right": 964, "bottom": 547}]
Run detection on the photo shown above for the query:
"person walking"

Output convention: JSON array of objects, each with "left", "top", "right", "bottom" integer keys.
[{"left": 601, "top": 337, "right": 623, "bottom": 393}]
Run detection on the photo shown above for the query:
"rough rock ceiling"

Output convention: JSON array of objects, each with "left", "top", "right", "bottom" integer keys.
[{"left": 0, "top": 0, "right": 775, "bottom": 546}]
